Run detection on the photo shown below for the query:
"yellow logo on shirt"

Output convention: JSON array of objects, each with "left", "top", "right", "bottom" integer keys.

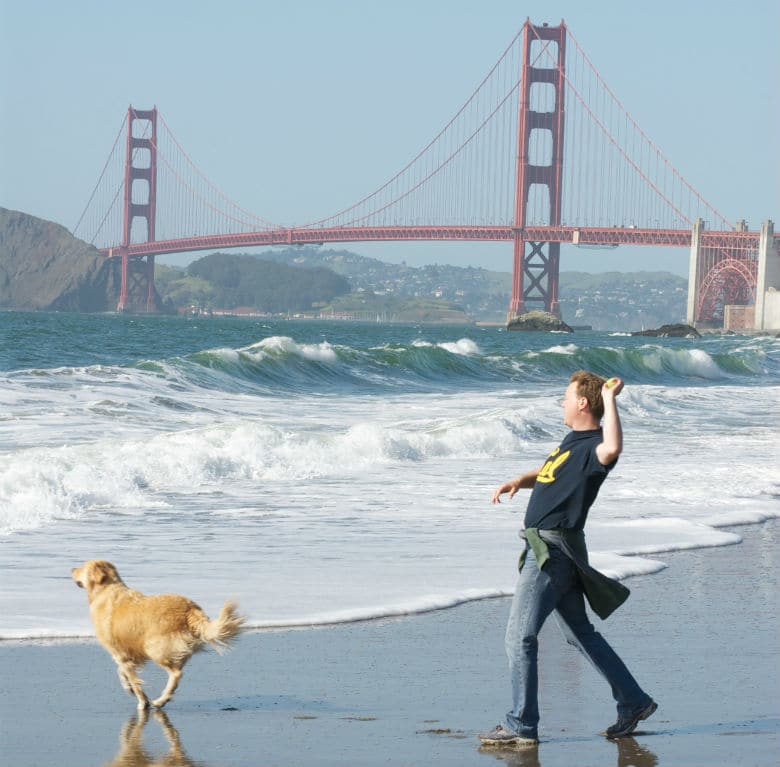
[{"left": 536, "top": 447, "right": 571, "bottom": 483}]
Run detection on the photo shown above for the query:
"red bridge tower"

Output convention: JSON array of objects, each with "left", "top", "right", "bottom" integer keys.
[
  {"left": 117, "top": 106, "right": 158, "bottom": 312},
  {"left": 510, "top": 20, "right": 566, "bottom": 320}
]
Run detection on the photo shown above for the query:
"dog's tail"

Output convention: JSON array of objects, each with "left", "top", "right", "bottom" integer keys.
[{"left": 195, "top": 600, "right": 246, "bottom": 653}]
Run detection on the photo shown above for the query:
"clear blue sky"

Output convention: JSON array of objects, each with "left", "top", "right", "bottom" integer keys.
[{"left": 2, "top": 0, "right": 778, "bottom": 276}]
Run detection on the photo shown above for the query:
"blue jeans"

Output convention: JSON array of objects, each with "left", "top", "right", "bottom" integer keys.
[{"left": 504, "top": 545, "right": 651, "bottom": 737}]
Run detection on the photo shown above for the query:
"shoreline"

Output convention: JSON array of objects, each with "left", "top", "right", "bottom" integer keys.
[
  {"left": 2, "top": 519, "right": 777, "bottom": 766},
  {"left": 1, "top": 514, "right": 775, "bottom": 645},
  {"left": 2, "top": 515, "right": 772, "bottom": 645}
]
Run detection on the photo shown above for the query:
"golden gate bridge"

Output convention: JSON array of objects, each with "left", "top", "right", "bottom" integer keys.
[{"left": 73, "top": 19, "right": 778, "bottom": 328}]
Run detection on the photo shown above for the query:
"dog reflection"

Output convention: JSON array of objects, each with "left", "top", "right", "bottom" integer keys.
[{"left": 105, "top": 710, "right": 203, "bottom": 767}]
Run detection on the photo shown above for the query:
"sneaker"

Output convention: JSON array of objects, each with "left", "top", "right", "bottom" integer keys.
[
  {"left": 478, "top": 724, "right": 538, "bottom": 746},
  {"left": 604, "top": 700, "right": 658, "bottom": 738}
]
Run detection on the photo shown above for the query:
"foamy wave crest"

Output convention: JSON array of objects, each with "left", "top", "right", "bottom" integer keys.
[
  {"left": 637, "top": 346, "right": 722, "bottom": 379},
  {"left": 239, "top": 336, "right": 339, "bottom": 362},
  {"left": 543, "top": 343, "right": 579, "bottom": 354},
  {"left": 0, "top": 444, "right": 160, "bottom": 535},
  {"left": 119, "top": 334, "right": 779, "bottom": 398},
  {"left": 437, "top": 338, "right": 481, "bottom": 356},
  {"left": 0, "top": 408, "right": 544, "bottom": 535}
]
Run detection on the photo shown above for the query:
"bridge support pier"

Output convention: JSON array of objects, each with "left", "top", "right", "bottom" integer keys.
[
  {"left": 685, "top": 218, "right": 704, "bottom": 326},
  {"left": 117, "top": 251, "right": 158, "bottom": 313},
  {"left": 755, "top": 219, "right": 778, "bottom": 330}
]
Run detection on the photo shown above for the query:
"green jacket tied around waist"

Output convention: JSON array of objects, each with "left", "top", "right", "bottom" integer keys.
[{"left": 519, "top": 527, "right": 630, "bottom": 620}]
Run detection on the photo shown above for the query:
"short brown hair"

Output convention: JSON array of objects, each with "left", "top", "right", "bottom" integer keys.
[{"left": 570, "top": 370, "right": 607, "bottom": 420}]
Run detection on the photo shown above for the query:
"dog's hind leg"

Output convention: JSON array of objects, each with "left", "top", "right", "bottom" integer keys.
[
  {"left": 151, "top": 664, "right": 183, "bottom": 709},
  {"left": 118, "top": 660, "right": 150, "bottom": 710}
]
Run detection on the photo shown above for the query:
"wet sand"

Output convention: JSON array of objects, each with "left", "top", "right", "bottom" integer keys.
[{"left": 1, "top": 520, "right": 778, "bottom": 767}]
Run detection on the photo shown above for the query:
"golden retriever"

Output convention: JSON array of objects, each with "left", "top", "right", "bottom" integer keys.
[{"left": 72, "top": 559, "right": 245, "bottom": 710}]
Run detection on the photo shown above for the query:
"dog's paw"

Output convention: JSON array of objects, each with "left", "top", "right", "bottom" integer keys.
[{"left": 151, "top": 697, "right": 169, "bottom": 709}]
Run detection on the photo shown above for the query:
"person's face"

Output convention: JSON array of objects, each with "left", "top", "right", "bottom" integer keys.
[{"left": 561, "top": 381, "right": 585, "bottom": 427}]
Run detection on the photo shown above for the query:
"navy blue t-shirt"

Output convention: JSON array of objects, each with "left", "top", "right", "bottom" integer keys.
[{"left": 523, "top": 428, "right": 616, "bottom": 530}]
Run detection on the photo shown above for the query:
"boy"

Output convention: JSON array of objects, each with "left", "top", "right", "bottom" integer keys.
[{"left": 479, "top": 371, "right": 656, "bottom": 746}]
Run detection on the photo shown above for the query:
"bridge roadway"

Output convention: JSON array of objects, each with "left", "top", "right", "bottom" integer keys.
[{"left": 101, "top": 226, "right": 765, "bottom": 258}]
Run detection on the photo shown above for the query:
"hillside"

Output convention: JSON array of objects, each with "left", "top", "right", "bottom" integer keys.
[
  {"left": 0, "top": 208, "right": 120, "bottom": 312},
  {"left": 558, "top": 271, "right": 687, "bottom": 330},
  {"left": 252, "top": 247, "right": 509, "bottom": 318},
  {"left": 234, "top": 246, "right": 687, "bottom": 329},
  {"left": 0, "top": 208, "right": 175, "bottom": 312},
  {"left": 157, "top": 252, "right": 352, "bottom": 314}
]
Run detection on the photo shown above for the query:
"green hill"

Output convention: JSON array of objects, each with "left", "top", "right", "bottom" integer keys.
[{"left": 157, "top": 252, "right": 351, "bottom": 314}]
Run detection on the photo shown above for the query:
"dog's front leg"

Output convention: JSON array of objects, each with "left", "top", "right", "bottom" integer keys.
[
  {"left": 116, "top": 665, "right": 134, "bottom": 695},
  {"left": 119, "top": 660, "right": 150, "bottom": 710}
]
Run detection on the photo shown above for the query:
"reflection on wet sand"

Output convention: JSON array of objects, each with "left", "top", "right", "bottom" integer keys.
[
  {"left": 478, "top": 736, "right": 657, "bottom": 767},
  {"left": 614, "top": 736, "right": 658, "bottom": 767},
  {"left": 478, "top": 743, "right": 541, "bottom": 767},
  {"left": 104, "top": 710, "right": 205, "bottom": 767}
]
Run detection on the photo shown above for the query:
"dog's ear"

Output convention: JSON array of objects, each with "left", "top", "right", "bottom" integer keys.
[{"left": 92, "top": 561, "right": 119, "bottom": 586}]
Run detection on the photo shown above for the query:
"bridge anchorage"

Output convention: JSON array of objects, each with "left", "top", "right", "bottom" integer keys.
[{"left": 77, "top": 19, "right": 779, "bottom": 330}]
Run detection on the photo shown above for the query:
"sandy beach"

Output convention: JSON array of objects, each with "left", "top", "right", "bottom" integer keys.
[{"left": 2, "top": 519, "right": 778, "bottom": 767}]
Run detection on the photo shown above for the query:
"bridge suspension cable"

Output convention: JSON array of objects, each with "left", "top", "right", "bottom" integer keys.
[
  {"left": 556, "top": 27, "right": 732, "bottom": 231},
  {"left": 72, "top": 114, "right": 128, "bottom": 245},
  {"left": 75, "top": 20, "right": 738, "bottom": 252}
]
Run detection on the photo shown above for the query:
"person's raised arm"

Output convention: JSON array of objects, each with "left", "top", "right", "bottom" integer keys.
[
  {"left": 491, "top": 467, "right": 542, "bottom": 504},
  {"left": 596, "top": 378, "right": 623, "bottom": 465}
]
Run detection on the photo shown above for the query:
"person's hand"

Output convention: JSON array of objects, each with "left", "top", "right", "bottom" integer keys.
[
  {"left": 602, "top": 377, "right": 624, "bottom": 396},
  {"left": 491, "top": 482, "right": 516, "bottom": 504}
]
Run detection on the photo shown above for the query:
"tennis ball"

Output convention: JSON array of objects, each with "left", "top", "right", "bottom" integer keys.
[{"left": 605, "top": 377, "right": 619, "bottom": 388}]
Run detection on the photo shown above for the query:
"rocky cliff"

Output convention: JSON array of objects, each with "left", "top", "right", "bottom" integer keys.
[{"left": 0, "top": 208, "right": 122, "bottom": 312}]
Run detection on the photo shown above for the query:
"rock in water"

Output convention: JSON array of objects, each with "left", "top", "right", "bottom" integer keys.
[
  {"left": 631, "top": 323, "right": 700, "bottom": 338},
  {"left": 506, "top": 310, "right": 574, "bottom": 332}
]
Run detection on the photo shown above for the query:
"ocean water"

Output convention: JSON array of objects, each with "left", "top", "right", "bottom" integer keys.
[{"left": 1, "top": 311, "right": 778, "bottom": 640}]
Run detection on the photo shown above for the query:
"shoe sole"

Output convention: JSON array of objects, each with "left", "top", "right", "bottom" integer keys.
[
  {"left": 605, "top": 700, "right": 658, "bottom": 738},
  {"left": 479, "top": 737, "right": 539, "bottom": 747}
]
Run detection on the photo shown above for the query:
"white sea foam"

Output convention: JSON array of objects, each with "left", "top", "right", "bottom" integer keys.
[
  {"left": 663, "top": 347, "right": 723, "bottom": 379},
  {"left": 544, "top": 343, "right": 579, "bottom": 354},
  {"left": 240, "top": 335, "right": 339, "bottom": 362},
  {"left": 0, "top": 404, "right": 545, "bottom": 535},
  {"left": 437, "top": 338, "right": 481, "bottom": 355}
]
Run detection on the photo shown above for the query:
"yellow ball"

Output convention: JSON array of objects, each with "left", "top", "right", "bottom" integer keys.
[{"left": 606, "top": 377, "right": 619, "bottom": 388}]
